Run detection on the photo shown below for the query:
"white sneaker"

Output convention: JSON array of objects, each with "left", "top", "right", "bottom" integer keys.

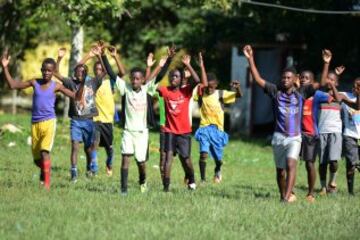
[{"left": 188, "top": 183, "right": 196, "bottom": 190}]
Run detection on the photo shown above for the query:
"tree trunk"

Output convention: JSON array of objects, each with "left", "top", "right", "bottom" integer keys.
[{"left": 63, "top": 25, "right": 84, "bottom": 118}]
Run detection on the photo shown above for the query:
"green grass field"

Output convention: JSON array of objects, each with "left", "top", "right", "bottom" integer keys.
[{"left": 1, "top": 114, "right": 359, "bottom": 240}]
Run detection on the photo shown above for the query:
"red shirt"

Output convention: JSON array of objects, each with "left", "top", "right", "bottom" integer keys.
[
  {"left": 302, "top": 97, "right": 315, "bottom": 136},
  {"left": 158, "top": 85, "right": 193, "bottom": 134}
]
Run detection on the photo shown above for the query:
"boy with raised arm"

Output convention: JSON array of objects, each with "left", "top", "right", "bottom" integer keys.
[
  {"left": 56, "top": 47, "right": 105, "bottom": 182},
  {"left": 194, "top": 53, "right": 242, "bottom": 184},
  {"left": 157, "top": 54, "right": 207, "bottom": 192},
  {"left": 1, "top": 52, "right": 76, "bottom": 189},
  {"left": 243, "top": 45, "right": 315, "bottom": 202}
]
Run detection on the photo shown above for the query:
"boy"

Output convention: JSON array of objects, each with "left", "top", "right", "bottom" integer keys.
[
  {"left": 56, "top": 47, "right": 105, "bottom": 182},
  {"left": 102, "top": 49, "right": 168, "bottom": 195},
  {"left": 243, "top": 45, "right": 316, "bottom": 202},
  {"left": 194, "top": 53, "right": 242, "bottom": 183},
  {"left": 299, "top": 70, "right": 333, "bottom": 202},
  {"left": 157, "top": 54, "right": 207, "bottom": 192},
  {"left": 1, "top": 52, "right": 76, "bottom": 189},
  {"left": 317, "top": 49, "right": 343, "bottom": 195}
]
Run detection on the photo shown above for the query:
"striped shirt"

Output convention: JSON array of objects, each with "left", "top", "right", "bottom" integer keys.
[
  {"left": 264, "top": 82, "right": 309, "bottom": 137},
  {"left": 318, "top": 100, "right": 342, "bottom": 134}
]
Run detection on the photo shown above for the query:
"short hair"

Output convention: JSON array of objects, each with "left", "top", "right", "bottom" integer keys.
[
  {"left": 42, "top": 58, "right": 56, "bottom": 68},
  {"left": 328, "top": 70, "right": 339, "bottom": 81},
  {"left": 130, "top": 67, "right": 145, "bottom": 77},
  {"left": 169, "top": 68, "right": 185, "bottom": 79},
  {"left": 93, "top": 61, "right": 103, "bottom": 71},
  {"left": 300, "top": 70, "right": 314, "bottom": 80},
  {"left": 282, "top": 66, "right": 297, "bottom": 75},
  {"left": 207, "top": 72, "right": 218, "bottom": 82},
  {"left": 74, "top": 64, "right": 88, "bottom": 76}
]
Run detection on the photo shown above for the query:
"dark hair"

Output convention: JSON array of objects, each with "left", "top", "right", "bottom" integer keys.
[
  {"left": 93, "top": 61, "right": 103, "bottom": 71},
  {"left": 130, "top": 67, "right": 145, "bottom": 77},
  {"left": 42, "top": 58, "right": 56, "bottom": 68},
  {"left": 169, "top": 68, "right": 185, "bottom": 79},
  {"left": 300, "top": 70, "right": 314, "bottom": 80},
  {"left": 207, "top": 72, "right": 218, "bottom": 82},
  {"left": 328, "top": 70, "right": 339, "bottom": 81},
  {"left": 282, "top": 66, "right": 297, "bottom": 75},
  {"left": 74, "top": 64, "right": 88, "bottom": 76}
]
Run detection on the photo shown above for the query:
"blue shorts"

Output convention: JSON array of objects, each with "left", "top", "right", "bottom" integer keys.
[
  {"left": 194, "top": 125, "right": 229, "bottom": 161},
  {"left": 70, "top": 119, "right": 95, "bottom": 148}
]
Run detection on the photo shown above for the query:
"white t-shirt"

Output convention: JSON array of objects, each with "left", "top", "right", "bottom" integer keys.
[{"left": 342, "top": 92, "right": 360, "bottom": 139}]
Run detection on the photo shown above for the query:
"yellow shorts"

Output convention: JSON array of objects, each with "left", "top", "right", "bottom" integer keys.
[{"left": 31, "top": 119, "right": 56, "bottom": 159}]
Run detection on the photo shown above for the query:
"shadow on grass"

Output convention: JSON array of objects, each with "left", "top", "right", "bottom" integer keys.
[{"left": 205, "top": 183, "right": 273, "bottom": 200}]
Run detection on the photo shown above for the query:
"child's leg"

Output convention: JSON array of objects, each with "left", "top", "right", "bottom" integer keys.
[
  {"left": 120, "top": 154, "right": 131, "bottom": 193},
  {"left": 305, "top": 161, "right": 316, "bottom": 196},
  {"left": 328, "top": 161, "right": 338, "bottom": 187},
  {"left": 70, "top": 141, "right": 80, "bottom": 180},
  {"left": 343, "top": 136, "right": 358, "bottom": 195},
  {"left": 136, "top": 161, "right": 146, "bottom": 185},
  {"left": 328, "top": 133, "right": 342, "bottom": 188},
  {"left": 180, "top": 156, "right": 195, "bottom": 185},
  {"left": 40, "top": 150, "right": 51, "bottom": 189},
  {"left": 163, "top": 151, "right": 174, "bottom": 191},
  {"left": 105, "top": 145, "right": 114, "bottom": 169},
  {"left": 199, "top": 152, "right": 208, "bottom": 182},
  {"left": 319, "top": 163, "right": 328, "bottom": 190},
  {"left": 346, "top": 160, "right": 356, "bottom": 195},
  {"left": 276, "top": 168, "right": 286, "bottom": 200},
  {"left": 284, "top": 158, "right": 297, "bottom": 200},
  {"left": 319, "top": 134, "right": 328, "bottom": 190},
  {"left": 159, "top": 131, "right": 166, "bottom": 181},
  {"left": 177, "top": 134, "right": 195, "bottom": 186}
]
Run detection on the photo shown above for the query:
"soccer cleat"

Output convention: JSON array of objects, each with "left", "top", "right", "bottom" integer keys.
[
  {"left": 106, "top": 166, "right": 113, "bottom": 177},
  {"left": 140, "top": 183, "right": 148, "bottom": 193},
  {"left": 306, "top": 194, "right": 315, "bottom": 203},
  {"left": 327, "top": 184, "right": 337, "bottom": 194},
  {"left": 188, "top": 183, "right": 196, "bottom": 190}
]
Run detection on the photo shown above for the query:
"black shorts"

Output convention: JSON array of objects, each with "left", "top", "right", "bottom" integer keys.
[
  {"left": 95, "top": 122, "right": 113, "bottom": 149},
  {"left": 300, "top": 134, "right": 319, "bottom": 162},
  {"left": 164, "top": 133, "right": 191, "bottom": 159},
  {"left": 159, "top": 130, "right": 165, "bottom": 152},
  {"left": 343, "top": 136, "right": 360, "bottom": 166}
]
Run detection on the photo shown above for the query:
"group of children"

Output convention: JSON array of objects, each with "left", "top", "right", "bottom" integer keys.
[
  {"left": 1, "top": 42, "right": 242, "bottom": 194},
  {"left": 243, "top": 45, "right": 360, "bottom": 202},
  {"left": 1, "top": 42, "right": 359, "bottom": 202}
]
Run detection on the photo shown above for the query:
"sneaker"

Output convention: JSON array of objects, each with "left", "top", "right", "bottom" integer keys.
[
  {"left": 327, "top": 183, "right": 337, "bottom": 194},
  {"left": 287, "top": 193, "right": 297, "bottom": 203},
  {"left": 188, "top": 183, "right": 196, "bottom": 190},
  {"left": 106, "top": 166, "right": 113, "bottom": 177},
  {"left": 306, "top": 194, "right": 315, "bottom": 203},
  {"left": 319, "top": 187, "right": 327, "bottom": 196},
  {"left": 140, "top": 183, "right": 148, "bottom": 193},
  {"left": 70, "top": 168, "right": 78, "bottom": 183}
]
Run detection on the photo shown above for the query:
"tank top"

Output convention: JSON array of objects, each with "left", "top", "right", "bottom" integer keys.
[{"left": 32, "top": 80, "right": 56, "bottom": 123}]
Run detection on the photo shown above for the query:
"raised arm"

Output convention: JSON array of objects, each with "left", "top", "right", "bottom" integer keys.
[
  {"left": 149, "top": 56, "right": 168, "bottom": 83},
  {"left": 243, "top": 45, "right": 266, "bottom": 88},
  {"left": 154, "top": 46, "right": 176, "bottom": 84},
  {"left": 55, "top": 82, "right": 75, "bottom": 99},
  {"left": 108, "top": 46, "right": 126, "bottom": 77},
  {"left": 198, "top": 52, "right": 208, "bottom": 87},
  {"left": 1, "top": 54, "right": 32, "bottom": 89},
  {"left": 54, "top": 48, "right": 66, "bottom": 81},
  {"left": 145, "top": 52, "right": 156, "bottom": 81},
  {"left": 91, "top": 47, "right": 106, "bottom": 79},
  {"left": 320, "top": 49, "right": 332, "bottom": 86},
  {"left": 182, "top": 55, "right": 200, "bottom": 86},
  {"left": 231, "top": 81, "right": 243, "bottom": 98}
]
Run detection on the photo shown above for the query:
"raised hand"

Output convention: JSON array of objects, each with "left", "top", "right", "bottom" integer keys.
[
  {"left": 1, "top": 53, "right": 10, "bottom": 68},
  {"left": 230, "top": 80, "right": 241, "bottom": 88},
  {"left": 335, "top": 65, "right": 345, "bottom": 75},
  {"left": 58, "top": 48, "right": 67, "bottom": 58},
  {"left": 147, "top": 53, "right": 156, "bottom": 67},
  {"left": 184, "top": 68, "right": 191, "bottom": 79},
  {"left": 243, "top": 45, "right": 253, "bottom": 59},
  {"left": 182, "top": 54, "right": 191, "bottom": 66},
  {"left": 322, "top": 49, "right": 332, "bottom": 63},
  {"left": 198, "top": 52, "right": 204, "bottom": 67},
  {"left": 159, "top": 56, "right": 168, "bottom": 68},
  {"left": 107, "top": 46, "right": 117, "bottom": 57},
  {"left": 167, "top": 45, "right": 176, "bottom": 58},
  {"left": 91, "top": 47, "right": 101, "bottom": 57}
]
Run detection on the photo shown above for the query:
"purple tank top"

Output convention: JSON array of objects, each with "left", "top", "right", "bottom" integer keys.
[{"left": 32, "top": 80, "right": 56, "bottom": 123}]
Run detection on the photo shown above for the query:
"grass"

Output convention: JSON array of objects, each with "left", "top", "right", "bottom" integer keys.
[{"left": 0, "top": 113, "right": 359, "bottom": 240}]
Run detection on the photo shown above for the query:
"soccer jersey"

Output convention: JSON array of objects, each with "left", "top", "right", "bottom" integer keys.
[
  {"left": 158, "top": 84, "right": 193, "bottom": 134},
  {"left": 302, "top": 90, "right": 331, "bottom": 136},
  {"left": 318, "top": 100, "right": 342, "bottom": 134},
  {"left": 94, "top": 79, "right": 115, "bottom": 123},
  {"left": 342, "top": 92, "right": 360, "bottom": 139},
  {"left": 264, "top": 82, "right": 312, "bottom": 137},
  {"left": 115, "top": 76, "right": 157, "bottom": 131},
  {"left": 194, "top": 86, "right": 236, "bottom": 131}
]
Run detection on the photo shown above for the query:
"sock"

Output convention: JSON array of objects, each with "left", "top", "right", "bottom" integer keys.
[
  {"left": 106, "top": 148, "right": 113, "bottom": 168},
  {"left": 90, "top": 150, "right": 98, "bottom": 173},
  {"left": 214, "top": 160, "right": 222, "bottom": 175},
  {"left": 43, "top": 160, "right": 51, "bottom": 189},
  {"left": 121, "top": 168, "right": 128, "bottom": 192},
  {"left": 188, "top": 173, "right": 195, "bottom": 185},
  {"left": 347, "top": 173, "right": 355, "bottom": 194},
  {"left": 70, "top": 166, "right": 77, "bottom": 178},
  {"left": 199, "top": 161, "right": 206, "bottom": 181},
  {"left": 139, "top": 171, "right": 146, "bottom": 185},
  {"left": 163, "top": 177, "right": 170, "bottom": 191}
]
